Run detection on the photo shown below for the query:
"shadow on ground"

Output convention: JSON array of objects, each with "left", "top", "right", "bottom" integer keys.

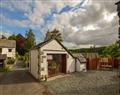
[{"left": 0, "top": 70, "right": 37, "bottom": 85}]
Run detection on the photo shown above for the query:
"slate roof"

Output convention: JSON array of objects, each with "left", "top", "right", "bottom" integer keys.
[
  {"left": 35, "top": 39, "right": 52, "bottom": 49},
  {"left": 0, "top": 39, "right": 16, "bottom": 48},
  {"left": 72, "top": 53, "right": 86, "bottom": 63}
]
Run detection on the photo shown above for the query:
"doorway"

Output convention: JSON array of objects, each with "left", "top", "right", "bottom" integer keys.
[{"left": 47, "top": 54, "right": 66, "bottom": 77}]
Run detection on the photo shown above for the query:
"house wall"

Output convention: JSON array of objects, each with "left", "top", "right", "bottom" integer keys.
[
  {"left": 76, "top": 59, "right": 86, "bottom": 72},
  {"left": 29, "top": 40, "right": 76, "bottom": 79},
  {"left": 40, "top": 40, "right": 75, "bottom": 76},
  {"left": 1, "top": 48, "right": 15, "bottom": 58},
  {"left": 29, "top": 49, "right": 39, "bottom": 79}
]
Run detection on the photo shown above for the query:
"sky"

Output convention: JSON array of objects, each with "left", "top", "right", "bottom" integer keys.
[{"left": 0, "top": 0, "right": 119, "bottom": 48}]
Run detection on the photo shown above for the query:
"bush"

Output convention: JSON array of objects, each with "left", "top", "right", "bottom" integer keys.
[
  {"left": 22, "top": 63, "right": 27, "bottom": 68},
  {"left": 16, "top": 53, "right": 29, "bottom": 68},
  {"left": 6, "top": 57, "right": 15, "bottom": 64},
  {"left": 16, "top": 53, "right": 28, "bottom": 63},
  {"left": 0, "top": 66, "right": 10, "bottom": 72},
  {"left": 100, "top": 43, "right": 120, "bottom": 57}
]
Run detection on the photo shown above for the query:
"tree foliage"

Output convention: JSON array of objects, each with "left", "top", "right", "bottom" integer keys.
[
  {"left": 8, "top": 34, "right": 16, "bottom": 40},
  {"left": 25, "top": 29, "right": 35, "bottom": 52},
  {"left": 45, "top": 30, "right": 51, "bottom": 41},
  {"left": 100, "top": 43, "right": 120, "bottom": 57},
  {"left": 1, "top": 35, "right": 7, "bottom": 39},
  {"left": 69, "top": 47, "right": 106, "bottom": 54},
  {"left": 44, "top": 29, "right": 63, "bottom": 42}
]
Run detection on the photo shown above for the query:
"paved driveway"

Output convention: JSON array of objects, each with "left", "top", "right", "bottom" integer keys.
[
  {"left": 44, "top": 70, "right": 119, "bottom": 95},
  {"left": 0, "top": 70, "right": 51, "bottom": 95}
]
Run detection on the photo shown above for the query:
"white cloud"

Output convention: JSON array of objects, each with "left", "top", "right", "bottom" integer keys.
[
  {"left": 103, "top": 10, "right": 117, "bottom": 22},
  {"left": 83, "top": 25, "right": 100, "bottom": 31},
  {"left": 1, "top": 0, "right": 119, "bottom": 48},
  {"left": 44, "top": 0, "right": 119, "bottom": 47},
  {"left": 0, "top": 30, "right": 13, "bottom": 38}
]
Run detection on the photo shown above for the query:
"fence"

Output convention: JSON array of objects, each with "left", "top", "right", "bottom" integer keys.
[{"left": 87, "top": 58, "right": 119, "bottom": 70}]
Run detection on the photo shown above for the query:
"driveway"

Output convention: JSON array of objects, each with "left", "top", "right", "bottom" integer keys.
[
  {"left": 0, "top": 69, "right": 51, "bottom": 95},
  {"left": 44, "top": 70, "right": 119, "bottom": 95}
]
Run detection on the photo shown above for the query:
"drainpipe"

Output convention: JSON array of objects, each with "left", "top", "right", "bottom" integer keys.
[{"left": 37, "top": 48, "right": 41, "bottom": 81}]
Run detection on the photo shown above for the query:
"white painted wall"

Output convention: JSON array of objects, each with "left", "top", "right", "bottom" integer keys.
[
  {"left": 40, "top": 40, "right": 75, "bottom": 75},
  {"left": 76, "top": 59, "right": 86, "bottom": 72},
  {"left": 29, "top": 50, "right": 39, "bottom": 79},
  {"left": 67, "top": 55, "right": 75, "bottom": 73},
  {"left": 1, "top": 48, "right": 15, "bottom": 58},
  {"left": 29, "top": 39, "right": 87, "bottom": 79},
  {"left": 41, "top": 40, "right": 64, "bottom": 51}
]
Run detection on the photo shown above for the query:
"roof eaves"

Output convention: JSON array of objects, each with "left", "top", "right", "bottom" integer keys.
[
  {"left": 32, "top": 38, "right": 75, "bottom": 58},
  {"left": 115, "top": 1, "right": 120, "bottom": 5},
  {"left": 55, "top": 39, "right": 75, "bottom": 58}
]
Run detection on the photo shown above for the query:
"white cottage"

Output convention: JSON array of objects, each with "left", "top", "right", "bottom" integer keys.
[
  {"left": 0, "top": 39, "right": 16, "bottom": 58},
  {"left": 29, "top": 39, "right": 86, "bottom": 80}
]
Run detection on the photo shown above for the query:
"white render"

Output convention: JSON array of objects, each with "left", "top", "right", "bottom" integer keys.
[
  {"left": 40, "top": 40, "right": 75, "bottom": 76},
  {"left": 29, "top": 39, "right": 86, "bottom": 80},
  {"left": 76, "top": 59, "right": 86, "bottom": 72},
  {"left": 72, "top": 53, "right": 87, "bottom": 72},
  {"left": 29, "top": 49, "right": 38, "bottom": 79},
  {"left": 1, "top": 48, "right": 16, "bottom": 58}
]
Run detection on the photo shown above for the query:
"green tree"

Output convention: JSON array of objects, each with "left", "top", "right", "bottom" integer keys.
[
  {"left": 44, "top": 29, "right": 63, "bottom": 42},
  {"left": 101, "top": 43, "right": 120, "bottom": 57},
  {"left": 44, "top": 30, "right": 51, "bottom": 41},
  {"left": 25, "top": 29, "right": 35, "bottom": 52},
  {"left": 1, "top": 35, "right": 7, "bottom": 39},
  {"left": 8, "top": 34, "right": 16, "bottom": 40}
]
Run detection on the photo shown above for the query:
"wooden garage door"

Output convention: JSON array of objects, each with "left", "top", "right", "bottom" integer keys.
[{"left": 47, "top": 54, "right": 66, "bottom": 76}]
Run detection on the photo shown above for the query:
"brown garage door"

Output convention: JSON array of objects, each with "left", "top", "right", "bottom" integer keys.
[{"left": 47, "top": 54, "right": 66, "bottom": 77}]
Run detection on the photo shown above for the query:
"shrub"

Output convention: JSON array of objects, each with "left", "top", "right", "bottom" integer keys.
[
  {"left": 16, "top": 53, "right": 29, "bottom": 68},
  {"left": 17, "top": 53, "right": 28, "bottom": 63},
  {"left": 0, "top": 66, "right": 10, "bottom": 72},
  {"left": 6, "top": 57, "right": 15, "bottom": 64},
  {"left": 22, "top": 63, "right": 27, "bottom": 68},
  {"left": 100, "top": 43, "right": 120, "bottom": 57}
]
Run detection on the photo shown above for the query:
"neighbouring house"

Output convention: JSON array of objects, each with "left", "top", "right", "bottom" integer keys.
[
  {"left": 29, "top": 38, "right": 86, "bottom": 80},
  {"left": 16, "top": 34, "right": 26, "bottom": 55},
  {"left": 0, "top": 39, "right": 16, "bottom": 59}
]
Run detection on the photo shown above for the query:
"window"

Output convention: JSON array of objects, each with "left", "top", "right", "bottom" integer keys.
[{"left": 8, "top": 49, "right": 12, "bottom": 52}]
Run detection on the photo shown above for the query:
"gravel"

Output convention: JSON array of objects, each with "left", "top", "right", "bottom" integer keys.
[{"left": 44, "top": 70, "right": 119, "bottom": 95}]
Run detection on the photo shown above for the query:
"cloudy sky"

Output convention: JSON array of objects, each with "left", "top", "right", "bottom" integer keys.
[{"left": 0, "top": 0, "right": 119, "bottom": 48}]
